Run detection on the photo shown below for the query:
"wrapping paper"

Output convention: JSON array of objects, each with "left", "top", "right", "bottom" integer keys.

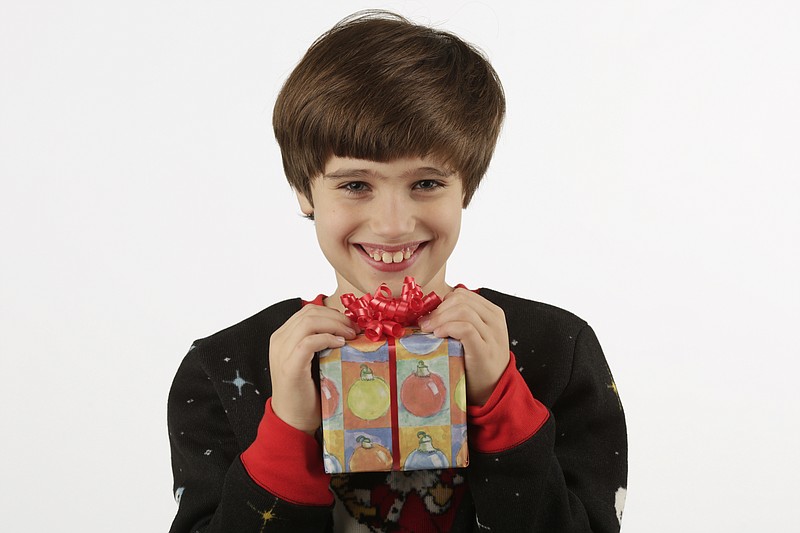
[
  {"left": 318, "top": 278, "right": 468, "bottom": 473},
  {"left": 320, "top": 329, "right": 468, "bottom": 473}
]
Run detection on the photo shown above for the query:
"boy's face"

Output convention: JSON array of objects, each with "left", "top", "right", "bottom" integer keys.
[{"left": 297, "top": 156, "right": 463, "bottom": 302}]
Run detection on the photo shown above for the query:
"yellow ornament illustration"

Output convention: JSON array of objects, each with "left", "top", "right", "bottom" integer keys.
[
  {"left": 454, "top": 373, "right": 467, "bottom": 412},
  {"left": 347, "top": 363, "right": 390, "bottom": 420}
]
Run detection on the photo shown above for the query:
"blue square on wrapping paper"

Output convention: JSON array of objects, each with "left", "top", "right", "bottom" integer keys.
[
  {"left": 341, "top": 342, "right": 389, "bottom": 363},
  {"left": 447, "top": 338, "right": 464, "bottom": 357}
]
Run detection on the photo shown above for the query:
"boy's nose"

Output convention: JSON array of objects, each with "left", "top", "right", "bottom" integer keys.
[{"left": 369, "top": 195, "right": 416, "bottom": 238}]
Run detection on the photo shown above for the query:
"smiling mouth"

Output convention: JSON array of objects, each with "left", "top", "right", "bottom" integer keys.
[{"left": 357, "top": 242, "right": 424, "bottom": 264}]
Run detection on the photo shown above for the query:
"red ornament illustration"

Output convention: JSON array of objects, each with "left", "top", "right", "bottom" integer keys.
[
  {"left": 401, "top": 360, "right": 447, "bottom": 418},
  {"left": 320, "top": 372, "right": 339, "bottom": 420}
]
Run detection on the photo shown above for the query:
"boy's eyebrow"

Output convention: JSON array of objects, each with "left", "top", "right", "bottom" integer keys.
[
  {"left": 323, "top": 168, "right": 379, "bottom": 180},
  {"left": 323, "top": 167, "right": 455, "bottom": 180},
  {"left": 410, "top": 167, "right": 455, "bottom": 179}
]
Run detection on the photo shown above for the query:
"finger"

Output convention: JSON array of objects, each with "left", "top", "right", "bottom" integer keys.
[
  {"left": 285, "top": 304, "right": 358, "bottom": 331},
  {"left": 442, "top": 289, "right": 505, "bottom": 326},
  {"left": 280, "top": 333, "right": 347, "bottom": 374},
  {"left": 423, "top": 305, "right": 491, "bottom": 343},
  {"left": 296, "top": 332, "right": 347, "bottom": 353},
  {"left": 289, "top": 314, "right": 357, "bottom": 339},
  {"left": 431, "top": 320, "right": 486, "bottom": 354}
]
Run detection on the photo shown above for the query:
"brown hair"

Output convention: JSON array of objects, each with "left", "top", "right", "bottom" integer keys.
[{"left": 273, "top": 10, "right": 505, "bottom": 207}]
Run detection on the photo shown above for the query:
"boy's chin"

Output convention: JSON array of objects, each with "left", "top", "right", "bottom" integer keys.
[
  {"left": 362, "top": 273, "right": 413, "bottom": 295},
  {"left": 336, "top": 262, "right": 447, "bottom": 298},
  {"left": 339, "top": 272, "right": 418, "bottom": 297},
  {"left": 368, "top": 271, "right": 446, "bottom": 296}
]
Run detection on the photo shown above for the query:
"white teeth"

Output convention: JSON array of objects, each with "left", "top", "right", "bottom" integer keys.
[{"left": 363, "top": 244, "right": 419, "bottom": 263}]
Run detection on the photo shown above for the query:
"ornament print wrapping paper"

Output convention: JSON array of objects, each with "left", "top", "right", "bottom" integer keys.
[{"left": 318, "top": 278, "right": 469, "bottom": 473}]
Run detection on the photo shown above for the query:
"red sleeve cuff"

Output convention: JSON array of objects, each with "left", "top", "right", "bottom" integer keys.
[
  {"left": 467, "top": 352, "right": 550, "bottom": 453},
  {"left": 241, "top": 398, "right": 332, "bottom": 506}
]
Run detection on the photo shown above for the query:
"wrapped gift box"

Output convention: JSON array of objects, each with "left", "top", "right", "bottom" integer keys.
[{"left": 319, "top": 328, "right": 468, "bottom": 473}]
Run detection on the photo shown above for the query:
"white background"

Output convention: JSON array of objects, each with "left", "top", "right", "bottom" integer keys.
[{"left": 1, "top": 1, "right": 798, "bottom": 531}]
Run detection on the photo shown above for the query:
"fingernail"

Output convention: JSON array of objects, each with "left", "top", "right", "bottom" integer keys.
[
  {"left": 418, "top": 318, "right": 430, "bottom": 330},
  {"left": 334, "top": 336, "right": 346, "bottom": 345}
]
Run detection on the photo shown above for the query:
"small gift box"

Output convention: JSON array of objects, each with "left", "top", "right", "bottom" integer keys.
[{"left": 319, "top": 277, "right": 469, "bottom": 473}]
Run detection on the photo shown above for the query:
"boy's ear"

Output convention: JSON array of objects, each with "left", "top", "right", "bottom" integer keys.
[{"left": 295, "top": 190, "right": 314, "bottom": 216}]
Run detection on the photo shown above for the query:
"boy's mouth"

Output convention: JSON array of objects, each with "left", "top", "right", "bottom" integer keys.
[{"left": 356, "top": 242, "right": 424, "bottom": 265}]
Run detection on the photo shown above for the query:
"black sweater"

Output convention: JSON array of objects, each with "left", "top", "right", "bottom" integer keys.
[{"left": 168, "top": 289, "right": 628, "bottom": 532}]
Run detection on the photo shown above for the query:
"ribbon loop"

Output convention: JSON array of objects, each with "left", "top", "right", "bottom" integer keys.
[{"left": 340, "top": 277, "right": 442, "bottom": 341}]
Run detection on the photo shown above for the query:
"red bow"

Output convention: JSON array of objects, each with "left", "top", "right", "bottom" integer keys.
[{"left": 341, "top": 276, "right": 442, "bottom": 341}]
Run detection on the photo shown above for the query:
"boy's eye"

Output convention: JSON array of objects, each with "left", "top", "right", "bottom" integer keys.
[
  {"left": 343, "top": 181, "right": 369, "bottom": 193},
  {"left": 414, "top": 180, "right": 442, "bottom": 191}
]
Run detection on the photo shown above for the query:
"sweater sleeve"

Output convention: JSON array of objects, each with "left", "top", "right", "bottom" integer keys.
[
  {"left": 467, "top": 351, "right": 550, "bottom": 453},
  {"left": 167, "top": 342, "right": 334, "bottom": 533},
  {"left": 240, "top": 398, "right": 332, "bottom": 505},
  {"left": 466, "top": 324, "right": 628, "bottom": 532}
]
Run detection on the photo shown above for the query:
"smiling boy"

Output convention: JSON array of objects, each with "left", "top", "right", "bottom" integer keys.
[{"left": 168, "top": 11, "right": 627, "bottom": 533}]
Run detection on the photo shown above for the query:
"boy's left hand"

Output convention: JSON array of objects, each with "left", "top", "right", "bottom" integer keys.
[{"left": 418, "top": 288, "right": 509, "bottom": 406}]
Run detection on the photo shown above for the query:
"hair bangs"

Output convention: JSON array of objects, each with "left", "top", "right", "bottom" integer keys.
[{"left": 274, "top": 10, "right": 505, "bottom": 207}]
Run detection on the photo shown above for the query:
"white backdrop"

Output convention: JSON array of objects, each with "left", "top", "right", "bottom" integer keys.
[{"left": 2, "top": 1, "right": 798, "bottom": 531}]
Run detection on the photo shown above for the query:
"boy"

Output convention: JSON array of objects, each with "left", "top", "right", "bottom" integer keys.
[{"left": 168, "top": 11, "right": 627, "bottom": 532}]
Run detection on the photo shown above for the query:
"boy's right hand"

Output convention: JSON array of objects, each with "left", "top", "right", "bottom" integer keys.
[{"left": 269, "top": 305, "right": 357, "bottom": 434}]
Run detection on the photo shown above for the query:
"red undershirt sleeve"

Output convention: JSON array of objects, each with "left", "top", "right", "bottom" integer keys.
[
  {"left": 240, "top": 397, "right": 332, "bottom": 506},
  {"left": 467, "top": 352, "right": 550, "bottom": 454}
]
